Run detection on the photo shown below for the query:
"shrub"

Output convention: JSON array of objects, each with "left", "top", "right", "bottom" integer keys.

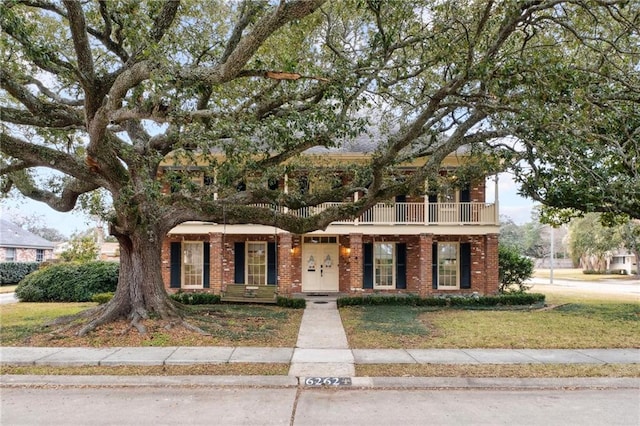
[
  {"left": 0, "top": 262, "right": 40, "bottom": 285},
  {"left": 498, "top": 245, "right": 534, "bottom": 293},
  {"left": 337, "top": 293, "right": 545, "bottom": 308},
  {"left": 170, "top": 292, "right": 220, "bottom": 305},
  {"left": 92, "top": 292, "right": 114, "bottom": 304},
  {"left": 276, "top": 296, "right": 306, "bottom": 309},
  {"left": 15, "top": 261, "right": 118, "bottom": 302}
]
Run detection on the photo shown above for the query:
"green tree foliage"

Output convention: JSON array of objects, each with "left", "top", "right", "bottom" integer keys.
[
  {"left": 498, "top": 7, "right": 640, "bottom": 219},
  {"left": 59, "top": 236, "right": 99, "bottom": 263},
  {"left": 498, "top": 246, "right": 534, "bottom": 293},
  {"left": 1, "top": 1, "right": 636, "bottom": 333},
  {"left": 568, "top": 213, "right": 622, "bottom": 271},
  {"left": 616, "top": 218, "right": 640, "bottom": 277}
]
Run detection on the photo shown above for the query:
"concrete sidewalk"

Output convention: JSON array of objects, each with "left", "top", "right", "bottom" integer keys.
[
  {"left": 1, "top": 295, "right": 639, "bottom": 377},
  {"left": 2, "top": 346, "right": 639, "bottom": 367}
]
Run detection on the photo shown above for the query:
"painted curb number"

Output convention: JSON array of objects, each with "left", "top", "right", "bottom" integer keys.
[{"left": 304, "top": 377, "right": 352, "bottom": 386}]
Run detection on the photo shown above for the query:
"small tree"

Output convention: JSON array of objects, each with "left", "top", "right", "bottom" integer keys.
[
  {"left": 59, "top": 236, "right": 99, "bottom": 263},
  {"left": 498, "top": 246, "right": 534, "bottom": 293}
]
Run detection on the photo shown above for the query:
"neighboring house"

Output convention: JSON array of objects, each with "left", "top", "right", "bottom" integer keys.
[
  {"left": 99, "top": 242, "right": 120, "bottom": 262},
  {"left": 608, "top": 250, "right": 638, "bottom": 275},
  {"left": 0, "top": 219, "right": 55, "bottom": 263},
  {"left": 161, "top": 151, "right": 500, "bottom": 297}
]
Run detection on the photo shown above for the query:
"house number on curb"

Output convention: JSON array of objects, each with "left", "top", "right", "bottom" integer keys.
[{"left": 304, "top": 377, "right": 352, "bottom": 386}]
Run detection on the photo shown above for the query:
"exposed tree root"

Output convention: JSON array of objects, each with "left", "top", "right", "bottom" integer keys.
[{"left": 42, "top": 297, "right": 215, "bottom": 338}]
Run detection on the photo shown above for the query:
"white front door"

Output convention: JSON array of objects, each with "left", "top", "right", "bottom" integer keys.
[{"left": 302, "top": 243, "right": 339, "bottom": 292}]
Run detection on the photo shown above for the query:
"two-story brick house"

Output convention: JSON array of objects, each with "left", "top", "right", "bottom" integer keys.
[{"left": 160, "top": 149, "right": 500, "bottom": 297}]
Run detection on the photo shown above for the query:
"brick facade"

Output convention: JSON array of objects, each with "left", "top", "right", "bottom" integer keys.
[
  {"left": 162, "top": 231, "right": 499, "bottom": 296},
  {"left": 0, "top": 247, "right": 53, "bottom": 263}
]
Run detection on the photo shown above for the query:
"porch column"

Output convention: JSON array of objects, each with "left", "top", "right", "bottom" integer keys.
[
  {"left": 209, "top": 232, "right": 223, "bottom": 294},
  {"left": 278, "top": 233, "right": 293, "bottom": 295},
  {"left": 494, "top": 174, "right": 500, "bottom": 224},
  {"left": 349, "top": 233, "right": 363, "bottom": 292},
  {"left": 418, "top": 233, "right": 433, "bottom": 297}
]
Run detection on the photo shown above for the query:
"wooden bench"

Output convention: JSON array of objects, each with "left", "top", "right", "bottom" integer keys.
[{"left": 220, "top": 284, "right": 278, "bottom": 304}]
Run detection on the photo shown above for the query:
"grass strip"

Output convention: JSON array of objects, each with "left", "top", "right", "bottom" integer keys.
[
  {"left": 0, "top": 363, "right": 288, "bottom": 376},
  {"left": 356, "top": 363, "right": 640, "bottom": 378}
]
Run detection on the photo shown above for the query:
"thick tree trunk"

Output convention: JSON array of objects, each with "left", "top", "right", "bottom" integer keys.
[{"left": 77, "top": 227, "right": 180, "bottom": 336}]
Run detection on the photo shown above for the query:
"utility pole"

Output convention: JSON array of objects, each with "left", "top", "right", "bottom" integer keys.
[{"left": 550, "top": 225, "right": 554, "bottom": 285}]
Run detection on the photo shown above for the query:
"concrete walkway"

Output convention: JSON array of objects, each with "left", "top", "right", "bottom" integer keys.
[
  {"left": 289, "top": 297, "right": 354, "bottom": 377},
  {"left": 1, "top": 295, "right": 639, "bottom": 373}
]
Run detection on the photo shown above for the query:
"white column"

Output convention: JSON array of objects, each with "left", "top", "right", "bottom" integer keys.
[{"left": 494, "top": 174, "right": 499, "bottom": 224}]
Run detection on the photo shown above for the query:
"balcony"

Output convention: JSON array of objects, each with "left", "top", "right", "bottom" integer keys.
[{"left": 266, "top": 202, "right": 499, "bottom": 226}]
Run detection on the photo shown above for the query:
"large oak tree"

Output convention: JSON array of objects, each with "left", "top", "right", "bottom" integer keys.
[{"left": 1, "top": 0, "right": 636, "bottom": 334}]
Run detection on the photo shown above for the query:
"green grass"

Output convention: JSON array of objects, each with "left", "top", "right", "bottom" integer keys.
[
  {"left": 0, "top": 302, "right": 302, "bottom": 347},
  {"left": 0, "top": 302, "right": 96, "bottom": 345},
  {"left": 340, "top": 297, "right": 640, "bottom": 349},
  {"left": 359, "top": 305, "right": 430, "bottom": 336}
]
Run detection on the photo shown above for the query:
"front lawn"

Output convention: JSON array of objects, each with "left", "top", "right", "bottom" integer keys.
[
  {"left": 340, "top": 297, "right": 640, "bottom": 349},
  {"left": 0, "top": 302, "right": 303, "bottom": 347}
]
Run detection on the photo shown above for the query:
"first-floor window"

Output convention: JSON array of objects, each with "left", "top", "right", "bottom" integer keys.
[
  {"left": 438, "top": 242, "right": 459, "bottom": 288},
  {"left": 247, "top": 242, "right": 267, "bottom": 285},
  {"left": 374, "top": 243, "right": 394, "bottom": 288},
  {"left": 36, "top": 249, "right": 45, "bottom": 262},
  {"left": 5, "top": 247, "right": 16, "bottom": 262},
  {"left": 182, "top": 242, "right": 203, "bottom": 287}
]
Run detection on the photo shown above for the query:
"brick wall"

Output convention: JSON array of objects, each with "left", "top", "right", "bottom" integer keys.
[
  {"left": 0, "top": 247, "right": 53, "bottom": 263},
  {"left": 161, "top": 231, "right": 499, "bottom": 296}
]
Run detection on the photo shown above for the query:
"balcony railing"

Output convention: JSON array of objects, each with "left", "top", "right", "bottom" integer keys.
[{"left": 254, "top": 202, "right": 498, "bottom": 225}]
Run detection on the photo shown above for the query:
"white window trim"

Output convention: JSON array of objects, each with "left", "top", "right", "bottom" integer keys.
[
  {"left": 182, "top": 241, "right": 204, "bottom": 289},
  {"left": 246, "top": 241, "right": 267, "bottom": 286},
  {"left": 437, "top": 242, "right": 460, "bottom": 290},
  {"left": 373, "top": 242, "right": 395, "bottom": 289}
]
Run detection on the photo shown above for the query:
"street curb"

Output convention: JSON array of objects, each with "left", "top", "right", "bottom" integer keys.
[{"left": 2, "top": 375, "right": 639, "bottom": 390}]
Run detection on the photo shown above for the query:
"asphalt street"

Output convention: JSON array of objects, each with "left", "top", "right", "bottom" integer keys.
[{"left": 2, "top": 385, "right": 639, "bottom": 426}]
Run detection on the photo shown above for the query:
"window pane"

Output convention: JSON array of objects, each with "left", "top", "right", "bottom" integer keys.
[
  {"left": 247, "top": 242, "right": 266, "bottom": 285},
  {"left": 438, "top": 243, "right": 458, "bottom": 287},
  {"left": 374, "top": 243, "right": 394, "bottom": 287},
  {"left": 182, "top": 242, "right": 203, "bottom": 287},
  {"left": 5, "top": 248, "right": 16, "bottom": 262}
]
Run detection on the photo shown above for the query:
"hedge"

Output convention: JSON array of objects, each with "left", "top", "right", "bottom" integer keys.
[
  {"left": 15, "top": 261, "right": 119, "bottom": 302},
  {"left": 336, "top": 293, "right": 545, "bottom": 308},
  {"left": 276, "top": 296, "right": 306, "bottom": 309},
  {"left": 0, "top": 262, "right": 40, "bottom": 285},
  {"left": 170, "top": 292, "right": 221, "bottom": 305}
]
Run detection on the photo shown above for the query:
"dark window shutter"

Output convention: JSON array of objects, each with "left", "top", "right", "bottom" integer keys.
[
  {"left": 395, "top": 195, "right": 406, "bottom": 222},
  {"left": 363, "top": 243, "right": 373, "bottom": 289},
  {"left": 395, "top": 243, "right": 407, "bottom": 289},
  {"left": 460, "top": 242, "right": 471, "bottom": 289},
  {"left": 460, "top": 185, "right": 471, "bottom": 222},
  {"left": 234, "top": 242, "right": 245, "bottom": 284},
  {"left": 203, "top": 243, "right": 210, "bottom": 288},
  {"left": 267, "top": 242, "right": 277, "bottom": 285},
  {"left": 432, "top": 243, "right": 438, "bottom": 289},
  {"left": 170, "top": 242, "right": 181, "bottom": 288},
  {"left": 460, "top": 185, "right": 470, "bottom": 202},
  {"left": 428, "top": 194, "right": 438, "bottom": 222}
]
